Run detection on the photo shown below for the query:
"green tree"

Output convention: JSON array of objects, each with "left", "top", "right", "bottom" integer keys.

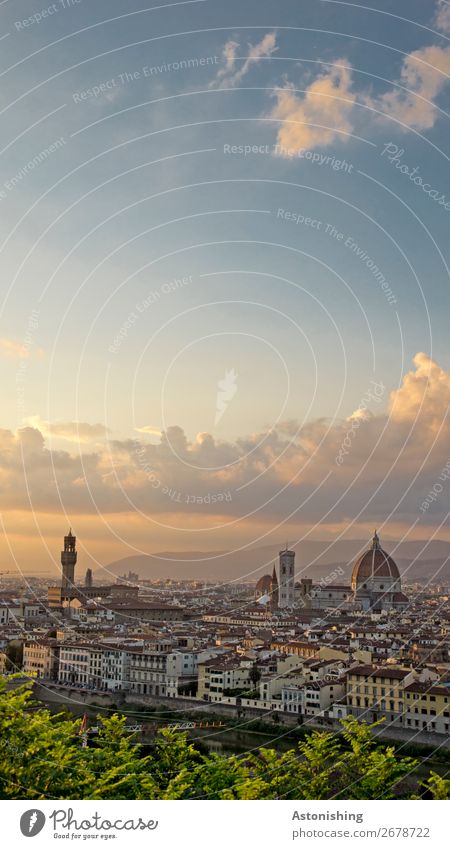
[
  {"left": 5, "top": 642, "right": 23, "bottom": 673},
  {"left": 249, "top": 663, "right": 261, "bottom": 690},
  {"left": 0, "top": 678, "right": 155, "bottom": 799},
  {"left": 1, "top": 677, "right": 448, "bottom": 800}
]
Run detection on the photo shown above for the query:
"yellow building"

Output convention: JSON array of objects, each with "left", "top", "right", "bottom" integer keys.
[
  {"left": 23, "top": 640, "right": 59, "bottom": 680},
  {"left": 346, "top": 664, "right": 413, "bottom": 725},
  {"left": 404, "top": 681, "right": 450, "bottom": 735},
  {"left": 271, "top": 640, "right": 319, "bottom": 659}
]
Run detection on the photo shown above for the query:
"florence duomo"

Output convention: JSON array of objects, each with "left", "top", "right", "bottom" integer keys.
[{"left": 255, "top": 532, "right": 408, "bottom": 613}]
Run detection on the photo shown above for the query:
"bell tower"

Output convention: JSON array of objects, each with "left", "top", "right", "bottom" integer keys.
[
  {"left": 61, "top": 528, "right": 77, "bottom": 589},
  {"left": 278, "top": 545, "right": 295, "bottom": 608}
]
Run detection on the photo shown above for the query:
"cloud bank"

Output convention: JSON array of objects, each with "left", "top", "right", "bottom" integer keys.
[{"left": 1, "top": 354, "right": 449, "bottom": 531}]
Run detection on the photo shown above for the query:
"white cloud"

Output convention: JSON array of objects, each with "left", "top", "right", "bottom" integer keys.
[
  {"left": 134, "top": 425, "right": 162, "bottom": 439},
  {"left": 25, "top": 415, "right": 110, "bottom": 444},
  {"left": 213, "top": 38, "right": 240, "bottom": 85},
  {"left": 434, "top": 1, "right": 450, "bottom": 34},
  {"left": 212, "top": 32, "right": 277, "bottom": 88}
]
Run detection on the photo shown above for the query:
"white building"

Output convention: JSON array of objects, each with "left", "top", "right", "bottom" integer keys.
[
  {"left": 282, "top": 678, "right": 346, "bottom": 717},
  {"left": 58, "top": 644, "right": 92, "bottom": 686},
  {"left": 129, "top": 644, "right": 169, "bottom": 697},
  {"left": 58, "top": 643, "right": 131, "bottom": 691},
  {"left": 101, "top": 645, "right": 133, "bottom": 692},
  {"left": 165, "top": 649, "right": 220, "bottom": 698}
]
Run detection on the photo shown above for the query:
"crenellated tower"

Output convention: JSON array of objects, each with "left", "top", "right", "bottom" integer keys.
[{"left": 61, "top": 528, "right": 77, "bottom": 589}]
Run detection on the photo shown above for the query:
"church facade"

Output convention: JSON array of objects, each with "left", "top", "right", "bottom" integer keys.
[{"left": 255, "top": 532, "right": 409, "bottom": 613}]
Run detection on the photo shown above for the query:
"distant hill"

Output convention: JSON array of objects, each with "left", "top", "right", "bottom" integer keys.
[{"left": 95, "top": 539, "right": 450, "bottom": 584}]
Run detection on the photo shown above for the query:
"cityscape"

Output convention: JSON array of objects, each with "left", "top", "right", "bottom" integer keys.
[
  {"left": 1, "top": 527, "right": 449, "bottom": 752},
  {"left": 0, "top": 0, "right": 450, "bottom": 833}
]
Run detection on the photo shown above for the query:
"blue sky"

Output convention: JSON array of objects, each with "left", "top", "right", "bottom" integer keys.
[{"left": 0, "top": 0, "right": 449, "bottom": 568}]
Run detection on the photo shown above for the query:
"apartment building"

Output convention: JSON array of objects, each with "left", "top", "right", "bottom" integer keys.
[
  {"left": 197, "top": 656, "right": 254, "bottom": 702},
  {"left": 58, "top": 643, "right": 92, "bottom": 686},
  {"left": 259, "top": 655, "right": 307, "bottom": 701},
  {"left": 346, "top": 664, "right": 414, "bottom": 725},
  {"left": 281, "top": 678, "right": 346, "bottom": 717},
  {"left": 165, "top": 649, "right": 221, "bottom": 698},
  {"left": 271, "top": 640, "right": 320, "bottom": 660},
  {"left": 129, "top": 645, "right": 169, "bottom": 697},
  {"left": 404, "top": 681, "right": 450, "bottom": 734},
  {"left": 58, "top": 642, "right": 135, "bottom": 691},
  {"left": 23, "top": 639, "right": 59, "bottom": 680},
  {"left": 101, "top": 645, "right": 134, "bottom": 691}
]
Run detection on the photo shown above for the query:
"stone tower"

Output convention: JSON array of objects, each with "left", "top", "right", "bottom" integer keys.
[
  {"left": 278, "top": 546, "right": 295, "bottom": 608},
  {"left": 61, "top": 529, "right": 77, "bottom": 589}
]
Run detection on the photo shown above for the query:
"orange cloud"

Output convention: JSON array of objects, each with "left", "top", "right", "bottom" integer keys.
[
  {"left": 0, "top": 338, "right": 44, "bottom": 359},
  {"left": 25, "top": 415, "right": 110, "bottom": 444},
  {"left": 267, "top": 37, "right": 450, "bottom": 154},
  {"left": 389, "top": 352, "right": 450, "bottom": 428},
  {"left": 270, "top": 61, "right": 356, "bottom": 152},
  {"left": 375, "top": 45, "right": 450, "bottom": 130}
]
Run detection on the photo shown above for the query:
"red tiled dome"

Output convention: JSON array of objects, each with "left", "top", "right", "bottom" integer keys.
[
  {"left": 255, "top": 575, "right": 272, "bottom": 595},
  {"left": 351, "top": 532, "right": 400, "bottom": 591}
]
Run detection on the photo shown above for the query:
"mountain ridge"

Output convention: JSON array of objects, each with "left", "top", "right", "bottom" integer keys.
[{"left": 95, "top": 539, "right": 450, "bottom": 583}]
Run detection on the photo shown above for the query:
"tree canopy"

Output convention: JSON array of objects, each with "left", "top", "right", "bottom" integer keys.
[{"left": 0, "top": 678, "right": 448, "bottom": 800}]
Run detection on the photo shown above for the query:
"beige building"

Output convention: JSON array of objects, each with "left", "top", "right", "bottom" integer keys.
[
  {"left": 23, "top": 640, "right": 59, "bottom": 680},
  {"left": 259, "top": 655, "right": 307, "bottom": 701},
  {"left": 346, "top": 664, "right": 414, "bottom": 725},
  {"left": 197, "top": 656, "right": 254, "bottom": 702},
  {"left": 106, "top": 602, "right": 183, "bottom": 624},
  {"left": 404, "top": 681, "right": 450, "bottom": 735},
  {"left": 271, "top": 640, "right": 319, "bottom": 659}
]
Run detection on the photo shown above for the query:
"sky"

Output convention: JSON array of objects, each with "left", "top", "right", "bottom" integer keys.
[{"left": 0, "top": 0, "right": 449, "bottom": 576}]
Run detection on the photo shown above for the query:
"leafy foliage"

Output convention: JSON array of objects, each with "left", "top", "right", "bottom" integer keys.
[{"left": 0, "top": 677, "right": 448, "bottom": 800}]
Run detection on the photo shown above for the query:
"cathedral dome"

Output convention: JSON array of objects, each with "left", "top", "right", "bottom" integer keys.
[
  {"left": 255, "top": 575, "right": 273, "bottom": 595},
  {"left": 351, "top": 532, "right": 400, "bottom": 592}
]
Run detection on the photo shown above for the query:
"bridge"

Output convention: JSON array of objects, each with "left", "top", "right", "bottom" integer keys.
[{"left": 87, "top": 720, "right": 225, "bottom": 734}]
